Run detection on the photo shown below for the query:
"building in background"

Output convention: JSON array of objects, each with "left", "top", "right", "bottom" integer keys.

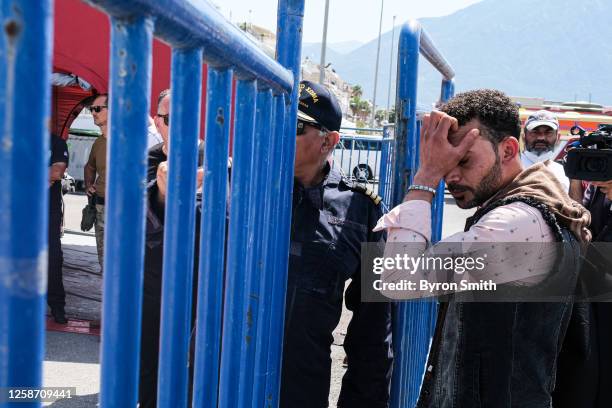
[{"left": 240, "top": 23, "right": 354, "bottom": 122}]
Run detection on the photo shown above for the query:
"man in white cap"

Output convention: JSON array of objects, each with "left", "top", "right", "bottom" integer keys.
[{"left": 520, "top": 110, "right": 570, "bottom": 190}]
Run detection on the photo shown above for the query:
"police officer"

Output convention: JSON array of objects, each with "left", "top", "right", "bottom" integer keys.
[
  {"left": 280, "top": 81, "right": 393, "bottom": 408},
  {"left": 48, "top": 133, "right": 69, "bottom": 324}
]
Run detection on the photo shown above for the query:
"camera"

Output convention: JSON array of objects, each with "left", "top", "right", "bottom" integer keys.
[{"left": 564, "top": 124, "right": 612, "bottom": 181}]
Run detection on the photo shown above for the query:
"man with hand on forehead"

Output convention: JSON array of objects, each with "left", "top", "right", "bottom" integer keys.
[
  {"left": 375, "top": 90, "right": 590, "bottom": 406},
  {"left": 280, "top": 80, "right": 393, "bottom": 408}
]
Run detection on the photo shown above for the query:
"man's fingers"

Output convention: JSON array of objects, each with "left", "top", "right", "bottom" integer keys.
[
  {"left": 432, "top": 115, "right": 457, "bottom": 142},
  {"left": 426, "top": 111, "right": 444, "bottom": 138},
  {"left": 454, "top": 128, "right": 480, "bottom": 156},
  {"left": 421, "top": 114, "right": 431, "bottom": 141}
]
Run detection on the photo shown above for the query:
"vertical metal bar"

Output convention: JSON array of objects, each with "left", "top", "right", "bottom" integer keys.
[
  {"left": 0, "top": 1, "right": 53, "bottom": 398},
  {"left": 390, "top": 21, "right": 424, "bottom": 408},
  {"left": 264, "top": 0, "right": 305, "bottom": 404},
  {"left": 431, "top": 79, "right": 455, "bottom": 241},
  {"left": 100, "top": 15, "right": 153, "bottom": 407},
  {"left": 236, "top": 88, "right": 274, "bottom": 407},
  {"left": 252, "top": 94, "right": 285, "bottom": 407},
  {"left": 218, "top": 79, "right": 258, "bottom": 407},
  {"left": 192, "top": 67, "right": 233, "bottom": 408},
  {"left": 390, "top": 22, "right": 420, "bottom": 207},
  {"left": 379, "top": 127, "right": 390, "bottom": 196},
  {"left": 157, "top": 47, "right": 203, "bottom": 408}
]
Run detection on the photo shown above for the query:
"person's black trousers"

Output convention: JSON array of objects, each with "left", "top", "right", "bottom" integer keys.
[
  {"left": 139, "top": 292, "right": 161, "bottom": 408},
  {"left": 47, "top": 210, "right": 65, "bottom": 310}
]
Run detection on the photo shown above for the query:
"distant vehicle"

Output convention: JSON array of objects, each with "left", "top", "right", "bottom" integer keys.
[{"left": 333, "top": 134, "right": 383, "bottom": 182}]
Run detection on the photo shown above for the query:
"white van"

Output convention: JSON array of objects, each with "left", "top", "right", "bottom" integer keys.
[{"left": 332, "top": 134, "right": 383, "bottom": 182}]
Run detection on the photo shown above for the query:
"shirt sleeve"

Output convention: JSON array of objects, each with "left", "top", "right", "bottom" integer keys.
[{"left": 374, "top": 200, "right": 557, "bottom": 300}]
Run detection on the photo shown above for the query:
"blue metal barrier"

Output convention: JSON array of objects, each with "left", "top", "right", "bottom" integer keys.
[
  {"left": 192, "top": 67, "right": 234, "bottom": 407},
  {"left": 100, "top": 14, "right": 155, "bottom": 407},
  {"left": 0, "top": 1, "right": 53, "bottom": 403},
  {"left": 157, "top": 48, "right": 203, "bottom": 407},
  {"left": 2, "top": 0, "right": 303, "bottom": 406},
  {"left": 389, "top": 19, "right": 456, "bottom": 408},
  {"left": 264, "top": 1, "right": 306, "bottom": 406}
]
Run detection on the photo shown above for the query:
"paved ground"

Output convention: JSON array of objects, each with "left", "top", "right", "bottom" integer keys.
[{"left": 43, "top": 191, "right": 472, "bottom": 407}]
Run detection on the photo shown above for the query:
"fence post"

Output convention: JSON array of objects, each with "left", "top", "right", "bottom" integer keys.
[
  {"left": 99, "top": 15, "right": 154, "bottom": 407},
  {"left": 192, "top": 66, "right": 234, "bottom": 407},
  {"left": 236, "top": 88, "right": 274, "bottom": 407},
  {"left": 0, "top": 0, "right": 53, "bottom": 397},
  {"left": 390, "top": 21, "right": 422, "bottom": 408},
  {"left": 263, "top": 0, "right": 305, "bottom": 405},
  {"left": 217, "top": 79, "right": 258, "bottom": 407},
  {"left": 389, "top": 20, "right": 456, "bottom": 408},
  {"left": 431, "top": 78, "right": 455, "bottom": 242},
  {"left": 253, "top": 94, "right": 286, "bottom": 407},
  {"left": 157, "top": 47, "right": 203, "bottom": 408}
]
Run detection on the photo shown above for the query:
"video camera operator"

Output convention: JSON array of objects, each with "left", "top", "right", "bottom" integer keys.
[{"left": 554, "top": 124, "right": 612, "bottom": 408}]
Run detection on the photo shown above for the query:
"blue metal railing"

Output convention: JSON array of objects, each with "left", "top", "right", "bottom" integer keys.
[
  {"left": 0, "top": 2, "right": 53, "bottom": 402},
  {"left": 1, "top": 0, "right": 304, "bottom": 407},
  {"left": 389, "top": 19, "right": 456, "bottom": 408}
]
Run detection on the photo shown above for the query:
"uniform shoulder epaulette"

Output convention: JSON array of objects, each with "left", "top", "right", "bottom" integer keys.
[{"left": 350, "top": 181, "right": 382, "bottom": 206}]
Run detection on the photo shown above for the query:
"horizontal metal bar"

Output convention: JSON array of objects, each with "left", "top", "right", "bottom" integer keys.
[
  {"left": 340, "top": 126, "right": 384, "bottom": 133},
  {"left": 339, "top": 135, "right": 384, "bottom": 141},
  {"left": 85, "top": 0, "right": 293, "bottom": 94},
  {"left": 404, "top": 19, "right": 455, "bottom": 80}
]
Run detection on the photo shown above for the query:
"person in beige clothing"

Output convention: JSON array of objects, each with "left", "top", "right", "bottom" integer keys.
[{"left": 84, "top": 94, "right": 108, "bottom": 271}]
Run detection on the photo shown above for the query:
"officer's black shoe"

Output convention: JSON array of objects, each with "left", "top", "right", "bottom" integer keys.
[{"left": 51, "top": 308, "right": 68, "bottom": 324}]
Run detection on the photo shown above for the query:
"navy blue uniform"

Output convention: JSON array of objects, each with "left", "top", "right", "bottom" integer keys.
[
  {"left": 48, "top": 134, "right": 68, "bottom": 310},
  {"left": 281, "top": 162, "right": 393, "bottom": 408}
]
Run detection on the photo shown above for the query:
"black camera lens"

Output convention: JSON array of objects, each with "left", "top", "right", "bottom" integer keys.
[{"left": 584, "top": 157, "right": 607, "bottom": 173}]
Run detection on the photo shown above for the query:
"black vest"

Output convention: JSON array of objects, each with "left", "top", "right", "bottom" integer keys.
[
  {"left": 417, "top": 196, "right": 581, "bottom": 408},
  {"left": 553, "top": 186, "right": 612, "bottom": 408}
]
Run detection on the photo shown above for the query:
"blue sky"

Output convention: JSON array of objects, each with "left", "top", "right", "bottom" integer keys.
[{"left": 213, "top": 0, "right": 482, "bottom": 44}]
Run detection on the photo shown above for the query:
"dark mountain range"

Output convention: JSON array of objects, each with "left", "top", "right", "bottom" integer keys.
[{"left": 306, "top": 0, "right": 612, "bottom": 108}]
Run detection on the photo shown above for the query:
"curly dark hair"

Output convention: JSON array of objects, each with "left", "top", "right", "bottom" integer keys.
[{"left": 439, "top": 89, "right": 521, "bottom": 146}]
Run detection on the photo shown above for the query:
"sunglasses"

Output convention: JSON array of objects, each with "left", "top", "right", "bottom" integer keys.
[
  {"left": 296, "top": 119, "right": 324, "bottom": 136},
  {"left": 156, "top": 113, "right": 169, "bottom": 126},
  {"left": 90, "top": 105, "right": 107, "bottom": 113}
]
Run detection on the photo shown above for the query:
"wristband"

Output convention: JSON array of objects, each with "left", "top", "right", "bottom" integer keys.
[{"left": 407, "top": 184, "right": 437, "bottom": 196}]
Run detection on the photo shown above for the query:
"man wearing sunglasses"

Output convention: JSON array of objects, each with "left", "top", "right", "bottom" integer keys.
[
  {"left": 147, "top": 89, "right": 204, "bottom": 182},
  {"left": 147, "top": 89, "right": 171, "bottom": 182},
  {"left": 84, "top": 93, "right": 109, "bottom": 272},
  {"left": 280, "top": 81, "right": 393, "bottom": 408}
]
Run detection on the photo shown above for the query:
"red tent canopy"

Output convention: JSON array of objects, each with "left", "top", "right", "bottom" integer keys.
[{"left": 52, "top": 0, "right": 211, "bottom": 140}]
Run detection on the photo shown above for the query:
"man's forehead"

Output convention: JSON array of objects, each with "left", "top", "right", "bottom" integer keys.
[{"left": 93, "top": 95, "right": 106, "bottom": 104}]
